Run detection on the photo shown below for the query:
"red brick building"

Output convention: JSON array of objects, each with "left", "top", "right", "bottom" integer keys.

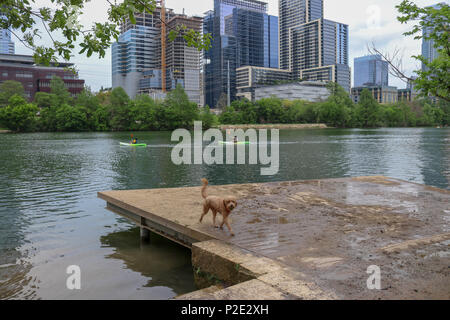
[{"left": 0, "top": 54, "right": 85, "bottom": 101}]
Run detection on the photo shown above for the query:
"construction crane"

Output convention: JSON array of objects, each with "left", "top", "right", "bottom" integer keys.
[{"left": 160, "top": 0, "right": 166, "bottom": 93}]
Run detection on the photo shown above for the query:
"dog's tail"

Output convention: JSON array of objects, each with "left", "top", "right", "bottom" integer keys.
[{"left": 201, "top": 178, "right": 208, "bottom": 199}]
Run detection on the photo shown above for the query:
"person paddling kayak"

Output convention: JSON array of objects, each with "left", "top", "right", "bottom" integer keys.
[{"left": 130, "top": 134, "right": 138, "bottom": 144}]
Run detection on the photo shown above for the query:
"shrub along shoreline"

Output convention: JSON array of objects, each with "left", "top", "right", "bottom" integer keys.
[
  {"left": 0, "top": 78, "right": 448, "bottom": 133},
  {"left": 219, "top": 124, "right": 329, "bottom": 130}
]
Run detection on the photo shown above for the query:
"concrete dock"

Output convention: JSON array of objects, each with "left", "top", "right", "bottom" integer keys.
[{"left": 98, "top": 176, "right": 450, "bottom": 300}]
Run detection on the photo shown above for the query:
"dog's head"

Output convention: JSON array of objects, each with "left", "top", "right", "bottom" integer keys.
[{"left": 224, "top": 197, "right": 237, "bottom": 212}]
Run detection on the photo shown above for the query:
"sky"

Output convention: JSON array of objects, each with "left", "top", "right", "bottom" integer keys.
[{"left": 13, "top": 0, "right": 447, "bottom": 91}]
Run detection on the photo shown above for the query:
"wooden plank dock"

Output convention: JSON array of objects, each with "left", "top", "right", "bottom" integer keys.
[{"left": 98, "top": 176, "right": 450, "bottom": 300}]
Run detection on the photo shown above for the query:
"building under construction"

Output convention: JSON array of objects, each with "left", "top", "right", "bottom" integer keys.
[{"left": 112, "top": 5, "right": 203, "bottom": 105}]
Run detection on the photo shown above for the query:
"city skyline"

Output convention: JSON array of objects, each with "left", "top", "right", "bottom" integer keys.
[{"left": 10, "top": 0, "right": 440, "bottom": 92}]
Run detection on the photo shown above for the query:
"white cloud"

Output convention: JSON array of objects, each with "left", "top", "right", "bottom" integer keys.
[{"left": 12, "top": 0, "right": 446, "bottom": 91}]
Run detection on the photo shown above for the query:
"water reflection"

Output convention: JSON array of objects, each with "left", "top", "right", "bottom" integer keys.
[
  {"left": 419, "top": 129, "right": 450, "bottom": 188},
  {"left": 100, "top": 228, "right": 196, "bottom": 296}
]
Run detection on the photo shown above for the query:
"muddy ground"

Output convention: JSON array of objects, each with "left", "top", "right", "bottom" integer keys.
[{"left": 228, "top": 177, "right": 450, "bottom": 299}]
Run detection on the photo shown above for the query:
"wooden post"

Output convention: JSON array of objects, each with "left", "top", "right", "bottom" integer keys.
[
  {"left": 140, "top": 217, "right": 150, "bottom": 242},
  {"left": 140, "top": 227, "right": 150, "bottom": 243}
]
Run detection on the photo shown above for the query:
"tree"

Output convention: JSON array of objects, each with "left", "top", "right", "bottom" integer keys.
[
  {"left": 381, "top": 104, "right": 403, "bottom": 127},
  {"left": 219, "top": 106, "right": 242, "bottom": 125},
  {"left": 75, "top": 88, "right": 100, "bottom": 130},
  {"left": 50, "top": 76, "right": 72, "bottom": 107},
  {"left": 255, "top": 97, "right": 284, "bottom": 123},
  {"left": 39, "top": 106, "right": 58, "bottom": 132},
  {"left": 0, "top": 0, "right": 211, "bottom": 68},
  {"left": 34, "top": 92, "right": 56, "bottom": 109},
  {"left": 0, "top": 81, "right": 25, "bottom": 106},
  {"left": 0, "top": 95, "right": 38, "bottom": 132},
  {"left": 92, "top": 105, "right": 110, "bottom": 131},
  {"left": 281, "top": 100, "right": 316, "bottom": 124},
  {"left": 75, "top": 88, "right": 99, "bottom": 111},
  {"left": 230, "top": 99, "right": 257, "bottom": 124},
  {"left": 438, "top": 100, "right": 450, "bottom": 125},
  {"left": 326, "top": 82, "right": 354, "bottom": 109},
  {"left": 317, "top": 82, "right": 354, "bottom": 127},
  {"left": 55, "top": 104, "right": 88, "bottom": 132},
  {"left": 164, "top": 84, "right": 199, "bottom": 129},
  {"left": 199, "top": 106, "right": 217, "bottom": 129},
  {"left": 356, "top": 89, "right": 381, "bottom": 128},
  {"left": 96, "top": 90, "right": 111, "bottom": 106},
  {"left": 418, "top": 103, "right": 444, "bottom": 126},
  {"left": 317, "top": 101, "right": 349, "bottom": 128},
  {"left": 398, "top": 102, "right": 417, "bottom": 127},
  {"left": 128, "top": 94, "right": 158, "bottom": 131},
  {"left": 108, "top": 87, "right": 131, "bottom": 131},
  {"left": 370, "top": 1, "right": 449, "bottom": 101}
]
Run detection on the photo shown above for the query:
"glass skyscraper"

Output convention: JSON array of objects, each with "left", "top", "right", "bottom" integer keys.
[
  {"left": 279, "top": 0, "right": 323, "bottom": 70},
  {"left": 354, "top": 55, "right": 389, "bottom": 87},
  {"left": 421, "top": 3, "right": 445, "bottom": 72},
  {"left": 204, "top": 0, "right": 279, "bottom": 108},
  {"left": 279, "top": 0, "right": 350, "bottom": 92},
  {"left": 0, "top": 13, "right": 14, "bottom": 54}
]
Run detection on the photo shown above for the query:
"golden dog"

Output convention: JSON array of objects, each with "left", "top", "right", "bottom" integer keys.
[{"left": 199, "top": 178, "right": 237, "bottom": 236}]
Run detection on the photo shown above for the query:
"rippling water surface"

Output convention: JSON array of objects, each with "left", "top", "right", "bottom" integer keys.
[{"left": 0, "top": 128, "right": 448, "bottom": 299}]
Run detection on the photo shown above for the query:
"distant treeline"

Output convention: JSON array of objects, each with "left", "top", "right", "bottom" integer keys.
[
  {"left": 0, "top": 78, "right": 448, "bottom": 133},
  {"left": 0, "top": 78, "right": 216, "bottom": 132},
  {"left": 220, "top": 83, "right": 450, "bottom": 128}
]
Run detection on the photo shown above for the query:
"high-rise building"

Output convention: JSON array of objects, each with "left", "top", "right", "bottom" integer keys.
[
  {"left": 203, "top": 10, "right": 215, "bottom": 107},
  {"left": 279, "top": 0, "right": 350, "bottom": 92},
  {"left": 112, "top": 8, "right": 173, "bottom": 99},
  {"left": 422, "top": 3, "right": 445, "bottom": 72},
  {"left": 203, "top": 0, "right": 279, "bottom": 108},
  {"left": 161, "top": 14, "right": 203, "bottom": 105},
  {"left": 279, "top": 0, "right": 323, "bottom": 70},
  {"left": 0, "top": 14, "right": 14, "bottom": 54},
  {"left": 354, "top": 54, "right": 389, "bottom": 87},
  {"left": 112, "top": 7, "right": 203, "bottom": 105}
]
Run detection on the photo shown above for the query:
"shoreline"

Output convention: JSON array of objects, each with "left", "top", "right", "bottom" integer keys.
[
  {"left": 218, "top": 124, "right": 329, "bottom": 130},
  {"left": 1, "top": 126, "right": 448, "bottom": 134}
]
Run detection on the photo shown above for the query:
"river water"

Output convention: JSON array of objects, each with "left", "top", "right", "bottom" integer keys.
[{"left": 0, "top": 128, "right": 449, "bottom": 299}]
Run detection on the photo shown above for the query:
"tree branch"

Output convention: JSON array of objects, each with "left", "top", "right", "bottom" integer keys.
[
  {"left": 8, "top": 28, "right": 35, "bottom": 51},
  {"left": 367, "top": 42, "right": 414, "bottom": 84}
]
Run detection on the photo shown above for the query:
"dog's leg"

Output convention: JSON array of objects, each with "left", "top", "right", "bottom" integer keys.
[
  {"left": 199, "top": 204, "right": 209, "bottom": 223},
  {"left": 224, "top": 217, "right": 235, "bottom": 237},
  {"left": 212, "top": 210, "right": 219, "bottom": 228}
]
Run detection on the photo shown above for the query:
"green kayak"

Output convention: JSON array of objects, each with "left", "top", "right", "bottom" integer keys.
[{"left": 120, "top": 142, "right": 147, "bottom": 147}]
